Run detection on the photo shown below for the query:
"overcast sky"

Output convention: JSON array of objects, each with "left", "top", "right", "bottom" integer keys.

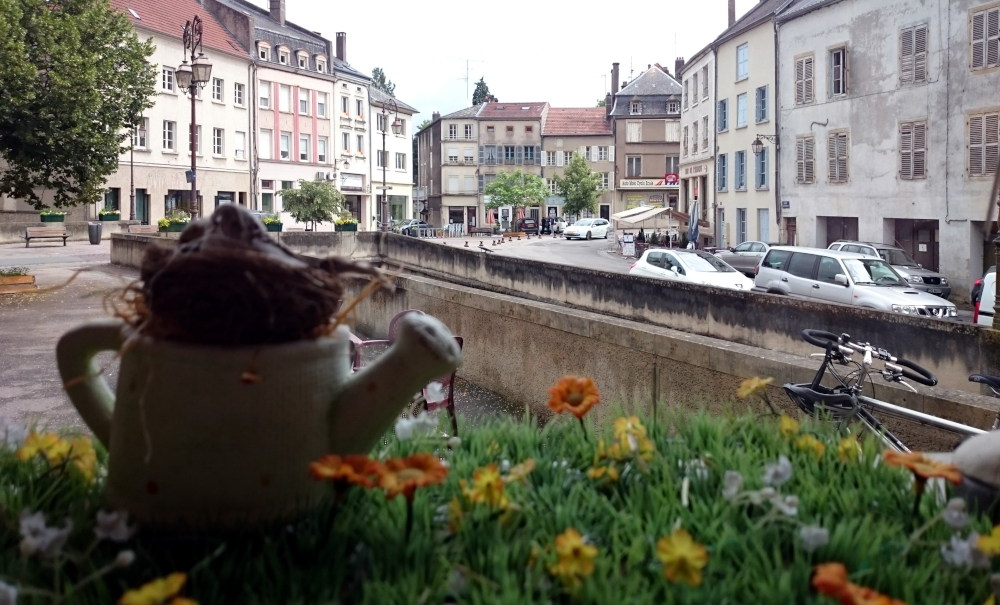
[{"left": 266, "top": 0, "right": 760, "bottom": 125}]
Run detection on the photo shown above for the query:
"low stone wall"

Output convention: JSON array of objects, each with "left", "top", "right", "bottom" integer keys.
[
  {"left": 109, "top": 233, "right": 177, "bottom": 268},
  {"left": 1, "top": 220, "right": 133, "bottom": 245}
]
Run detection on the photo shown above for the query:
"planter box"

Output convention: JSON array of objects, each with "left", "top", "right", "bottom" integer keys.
[
  {"left": 99, "top": 214, "right": 120, "bottom": 221},
  {"left": 159, "top": 223, "right": 186, "bottom": 233},
  {"left": 265, "top": 223, "right": 283, "bottom": 232},
  {"left": 335, "top": 223, "right": 358, "bottom": 232},
  {"left": 0, "top": 274, "right": 37, "bottom": 295},
  {"left": 40, "top": 215, "right": 65, "bottom": 223}
]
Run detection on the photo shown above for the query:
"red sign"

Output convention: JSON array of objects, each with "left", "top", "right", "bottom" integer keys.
[{"left": 664, "top": 173, "right": 679, "bottom": 186}]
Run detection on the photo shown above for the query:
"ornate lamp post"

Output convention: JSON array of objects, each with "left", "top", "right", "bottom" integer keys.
[
  {"left": 129, "top": 117, "right": 145, "bottom": 221},
  {"left": 174, "top": 16, "right": 213, "bottom": 219},
  {"left": 377, "top": 97, "right": 403, "bottom": 232},
  {"left": 751, "top": 134, "right": 778, "bottom": 157}
]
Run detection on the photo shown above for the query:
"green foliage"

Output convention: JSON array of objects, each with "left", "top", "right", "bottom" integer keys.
[
  {"left": 596, "top": 98, "right": 606, "bottom": 107},
  {"left": 371, "top": 67, "right": 395, "bottom": 97},
  {"left": 0, "top": 409, "right": 993, "bottom": 603},
  {"left": 278, "top": 180, "right": 347, "bottom": 230},
  {"left": 97, "top": 208, "right": 119, "bottom": 216},
  {"left": 156, "top": 209, "right": 190, "bottom": 229},
  {"left": 484, "top": 170, "right": 548, "bottom": 230},
  {"left": 0, "top": 266, "right": 29, "bottom": 276},
  {"left": 38, "top": 210, "right": 68, "bottom": 216},
  {"left": 553, "top": 153, "right": 602, "bottom": 219},
  {"left": 335, "top": 216, "right": 358, "bottom": 226},
  {"left": 0, "top": 0, "right": 157, "bottom": 210},
  {"left": 472, "top": 77, "right": 493, "bottom": 105},
  {"left": 261, "top": 213, "right": 281, "bottom": 225}
]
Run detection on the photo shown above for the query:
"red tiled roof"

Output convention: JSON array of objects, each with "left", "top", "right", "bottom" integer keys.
[
  {"left": 542, "top": 108, "right": 611, "bottom": 136},
  {"left": 110, "top": 0, "right": 249, "bottom": 60},
  {"left": 477, "top": 102, "right": 548, "bottom": 120}
]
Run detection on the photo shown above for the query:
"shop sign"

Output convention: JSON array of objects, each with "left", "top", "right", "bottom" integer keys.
[
  {"left": 648, "top": 194, "right": 664, "bottom": 204},
  {"left": 340, "top": 173, "right": 364, "bottom": 191},
  {"left": 619, "top": 178, "right": 678, "bottom": 189},
  {"left": 664, "top": 173, "right": 679, "bottom": 186},
  {"left": 681, "top": 164, "right": 707, "bottom": 176},
  {"left": 625, "top": 194, "right": 645, "bottom": 203}
]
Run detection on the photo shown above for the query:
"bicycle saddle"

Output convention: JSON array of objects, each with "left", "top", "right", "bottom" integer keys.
[{"left": 970, "top": 374, "right": 1000, "bottom": 391}]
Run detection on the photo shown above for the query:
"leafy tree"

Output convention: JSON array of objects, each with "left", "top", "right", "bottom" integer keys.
[
  {"left": 0, "top": 0, "right": 156, "bottom": 209},
  {"left": 553, "top": 152, "right": 602, "bottom": 220},
  {"left": 596, "top": 98, "right": 606, "bottom": 107},
  {"left": 483, "top": 170, "right": 547, "bottom": 232},
  {"left": 371, "top": 67, "right": 395, "bottom": 97},
  {"left": 278, "top": 180, "right": 347, "bottom": 231},
  {"left": 472, "top": 77, "right": 494, "bottom": 105}
]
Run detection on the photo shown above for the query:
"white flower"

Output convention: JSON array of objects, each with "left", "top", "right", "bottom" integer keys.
[
  {"left": 0, "top": 418, "right": 26, "bottom": 451},
  {"left": 394, "top": 417, "right": 415, "bottom": 441},
  {"left": 394, "top": 412, "right": 439, "bottom": 441},
  {"left": 114, "top": 550, "right": 135, "bottom": 568},
  {"left": 19, "top": 509, "right": 72, "bottom": 559},
  {"left": 425, "top": 381, "right": 448, "bottom": 404},
  {"left": 942, "top": 498, "right": 970, "bottom": 531},
  {"left": 446, "top": 436, "right": 462, "bottom": 448},
  {"left": 0, "top": 581, "right": 16, "bottom": 605},
  {"left": 682, "top": 459, "right": 708, "bottom": 481},
  {"left": 721, "top": 470, "right": 743, "bottom": 501},
  {"left": 772, "top": 494, "right": 799, "bottom": 517},
  {"left": 500, "top": 459, "right": 510, "bottom": 473},
  {"left": 94, "top": 510, "right": 136, "bottom": 543},
  {"left": 762, "top": 455, "right": 793, "bottom": 487},
  {"left": 941, "top": 533, "right": 991, "bottom": 569},
  {"left": 748, "top": 487, "right": 777, "bottom": 505},
  {"left": 798, "top": 525, "right": 829, "bottom": 552}
]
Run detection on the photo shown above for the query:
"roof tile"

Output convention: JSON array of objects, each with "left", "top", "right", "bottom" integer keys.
[
  {"left": 477, "top": 102, "right": 548, "bottom": 120},
  {"left": 542, "top": 108, "right": 611, "bottom": 136},
  {"left": 111, "top": 0, "right": 249, "bottom": 60}
]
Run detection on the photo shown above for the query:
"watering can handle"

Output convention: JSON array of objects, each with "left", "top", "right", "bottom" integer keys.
[{"left": 56, "top": 320, "right": 125, "bottom": 448}]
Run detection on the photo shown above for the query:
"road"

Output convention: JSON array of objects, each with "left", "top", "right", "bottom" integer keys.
[{"left": 427, "top": 232, "right": 632, "bottom": 274}]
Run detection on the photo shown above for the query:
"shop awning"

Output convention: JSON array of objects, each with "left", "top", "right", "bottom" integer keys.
[
  {"left": 617, "top": 206, "right": 672, "bottom": 224},
  {"left": 611, "top": 206, "right": 655, "bottom": 220}
]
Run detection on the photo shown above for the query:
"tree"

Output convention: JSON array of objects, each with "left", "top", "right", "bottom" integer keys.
[
  {"left": 472, "top": 77, "right": 494, "bottom": 105},
  {"left": 596, "top": 98, "right": 606, "bottom": 107},
  {"left": 278, "top": 180, "right": 348, "bottom": 231},
  {"left": 483, "top": 170, "right": 547, "bottom": 232},
  {"left": 371, "top": 67, "right": 395, "bottom": 97},
  {"left": 553, "top": 152, "right": 602, "bottom": 221},
  {"left": 0, "top": 0, "right": 156, "bottom": 209}
]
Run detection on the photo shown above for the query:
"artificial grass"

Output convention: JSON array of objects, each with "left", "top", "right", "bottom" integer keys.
[{"left": 0, "top": 406, "right": 995, "bottom": 604}]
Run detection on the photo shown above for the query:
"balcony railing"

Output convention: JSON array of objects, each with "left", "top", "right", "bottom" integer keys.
[
  {"left": 443, "top": 188, "right": 480, "bottom": 195},
  {"left": 444, "top": 158, "right": 478, "bottom": 165},
  {"left": 443, "top": 133, "right": 477, "bottom": 141}
]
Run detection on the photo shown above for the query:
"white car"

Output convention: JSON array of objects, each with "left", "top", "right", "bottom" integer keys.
[
  {"left": 629, "top": 249, "right": 754, "bottom": 290},
  {"left": 976, "top": 271, "right": 996, "bottom": 327},
  {"left": 564, "top": 218, "right": 610, "bottom": 240}
]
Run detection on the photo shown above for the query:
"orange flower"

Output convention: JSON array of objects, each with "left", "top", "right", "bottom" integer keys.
[
  {"left": 883, "top": 450, "right": 963, "bottom": 485},
  {"left": 309, "top": 454, "right": 383, "bottom": 488},
  {"left": 548, "top": 376, "right": 600, "bottom": 419},
  {"left": 812, "top": 563, "right": 907, "bottom": 605},
  {"left": 378, "top": 453, "right": 448, "bottom": 500}
]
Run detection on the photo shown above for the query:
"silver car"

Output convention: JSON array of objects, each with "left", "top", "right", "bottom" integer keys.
[
  {"left": 714, "top": 241, "right": 779, "bottom": 277},
  {"left": 827, "top": 241, "right": 950, "bottom": 298},
  {"left": 753, "top": 246, "right": 957, "bottom": 319}
]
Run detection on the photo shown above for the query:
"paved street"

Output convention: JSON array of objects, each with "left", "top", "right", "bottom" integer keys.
[{"left": 423, "top": 231, "right": 633, "bottom": 274}]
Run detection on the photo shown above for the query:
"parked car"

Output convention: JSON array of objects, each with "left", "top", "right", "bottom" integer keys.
[
  {"left": 714, "top": 241, "right": 780, "bottom": 277},
  {"left": 827, "top": 240, "right": 950, "bottom": 298},
  {"left": 517, "top": 217, "right": 539, "bottom": 235},
  {"left": 975, "top": 270, "right": 996, "bottom": 327},
  {"left": 754, "top": 247, "right": 957, "bottom": 319},
  {"left": 971, "top": 265, "right": 996, "bottom": 303},
  {"left": 564, "top": 218, "right": 610, "bottom": 240},
  {"left": 629, "top": 249, "right": 754, "bottom": 290},
  {"left": 398, "top": 220, "right": 432, "bottom": 236},
  {"left": 552, "top": 217, "right": 568, "bottom": 233}
]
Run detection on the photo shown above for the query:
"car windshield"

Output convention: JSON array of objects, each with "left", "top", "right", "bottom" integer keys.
[
  {"left": 843, "top": 259, "right": 905, "bottom": 285},
  {"left": 574, "top": 219, "right": 594, "bottom": 226},
  {"left": 688, "top": 252, "right": 736, "bottom": 272},
  {"left": 878, "top": 248, "right": 919, "bottom": 266},
  {"left": 676, "top": 253, "right": 725, "bottom": 273}
]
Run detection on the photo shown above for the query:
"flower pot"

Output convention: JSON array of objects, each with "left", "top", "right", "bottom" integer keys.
[
  {"left": 99, "top": 214, "right": 120, "bottom": 222},
  {"left": 265, "top": 223, "right": 283, "bottom": 232},
  {"left": 159, "top": 222, "right": 186, "bottom": 233},
  {"left": 335, "top": 223, "right": 358, "bottom": 232},
  {"left": 0, "top": 274, "right": 36, "bottom": 294},
  {"left": 40, "top": 215, "right": 65, "bottom": 223}
]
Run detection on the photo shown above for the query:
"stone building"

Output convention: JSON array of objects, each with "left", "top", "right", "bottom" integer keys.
[
  {"left": 370, "top": 88, "right": 418, "bottom": 226},
  {"left": 476, "top": 102, "right": 547, "bottom": 228},
  {"left": 540, "top": 108, "right": 614, "bottom": 221},
  {"left": 679, "top": 44, "right": 717, "bottom": 242},
  {"left": 415, "top": 105, "right": 482, "bottom": 229}
]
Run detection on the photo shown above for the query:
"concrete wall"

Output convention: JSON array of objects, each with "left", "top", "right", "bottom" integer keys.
[{"left": 1, "top": 221, "right": 133, "bottom": 245}]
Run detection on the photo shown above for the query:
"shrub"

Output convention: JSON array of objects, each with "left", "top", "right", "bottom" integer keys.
[{"left": 0, "top": 266, "right": 29, "bottom": 277}]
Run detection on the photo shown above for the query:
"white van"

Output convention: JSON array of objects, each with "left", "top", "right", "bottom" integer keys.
[{"left": 976, "top": 271, "right": 996, "bottom": 327}]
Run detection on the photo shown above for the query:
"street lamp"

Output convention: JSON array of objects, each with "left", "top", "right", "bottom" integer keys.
[
  {"left": 377, "top": 95, "right": 402, "bottom": 232},
  {"left": 129, "top": 117, "right": 146, "bottom": 221},
  {"left": 752, "top": 134, "right": 779, "bottom": 156},
  {"left": 176, "top": 16, "right": 212, "bottom": 219}
]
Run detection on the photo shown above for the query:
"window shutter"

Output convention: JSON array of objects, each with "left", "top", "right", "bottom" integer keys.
[
  {"left": 478, "top": 174, "right": 484, "bottom": 193},
  {"left": 516, "top": 145, "right": 523, "bottom": 165},
  {"left": 535, "top": 145, "right": 541, "bottom": 165},
  {"left": 913, "top": 121, "right": 926, "bottom": 178},
  {"left": 973, "top": 12, "right": 986, "bottom": 69},
  {"left": 900, "top": 122, "right": 913, "bottom": 179},
  {"left": 989, "top": 9, "right": 1000, "bottom": 68},
  {"left": 557, "top": 151, "right": 564, "bottom": 167},
  {"left": 901, "top": 27, "right": 914, "bottom": 83},
  {"left": 609, "top": 145, "right": 615, "bottom": 162},
  {"left": 795, "top": 59, "right": 805, "bottom": 104},
  {"left": 805, "top": 138, "right": 815, "bottom": 183},
  {"left": 914, "top": 25, "right": 928, "bottom": 82},
  {"left": 479, "top": 145, "right": 484, "bottom": 164},
  {"left": 987, "top": 113, "right": 999, "bottom": 174},
  {"left": 754, "top": 149, "right": 762, "bottom": 189},
  {"left": 828, "top": 134, "right": 838, "bottom": 181},
  {"left": 970, "top": 115, "right": 985, "bottom": 176},
  {"left": 804, "top": 57, "right": 814, "bottom": 103},
  {"left": 796, "top": 139, "right": 805, "bottom": 183},
  {"left": 837, "top": 134, "right": 848, "bottom": 182},
  {"left": 755, "top": 88, "right": 762, "bottom": 122}
]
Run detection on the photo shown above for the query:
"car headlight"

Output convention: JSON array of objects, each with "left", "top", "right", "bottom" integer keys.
[
  {"left": 948, "top": 308, "right": 957, "bottom": 317},
  {"left": 907, "top": 276, "right": 922, "bottom": 284},
  {"left": 940, "top": 278, "right": 949, "bottom": 285},
  {"left": 892, "top": 304, "right": 919, "bottom": 314}
]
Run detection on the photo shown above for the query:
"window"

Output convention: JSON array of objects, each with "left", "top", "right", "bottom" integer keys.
[
  {"left": 546, "top": 151, "right": 557, "bottom": 166},
  {"left": 683, "top": 80, "right": 689, "bottom": 109},
  {"left": 736, "top": 93, "right": 747, "bottom": 128},
  {"left": 830, "top": 48, "right": 847, "bottom": 96},
  {"left": 692, "top": 122, "right": 699, "bottom": 153},
  {"left": 630, "top": 102, "right": 642, "bottom": 115},
  {"left": 447, "top": 175, "right": 458, "bottom": 193},
  {"left": 259, "top": 81, "right": 271, "bottom": 108},
  {"left": 484, "top": 146, "right": 497, "bottom": 164},
  {"left": 211, "top": 78, "right": 223, "bottom": 102},
  {"left": 899, "top": 120, "right": 927, "bottom": 179},
  {"left": 787, "top": 253, "right": 819, "bottom": 279},
  {"left": 736, "top": 208, "right": 747, "bottom": 244},
  {"left": 736, "top": 43, "right": 749, "bottom": 80},
  {"left": 828, "top": 132, "right": 849, "bottom": 182},
  {"left": 376, "top": 150, "right": 386, "bottom": 168},
  {"left": 796, "top": 137, "right": 815, "bottom": 184},
  {"left": 278, "top": 49, "right": 289, "bottom": 65},
  {"left": 279, "top": 85, "right": 290, "bottom": 112},
  {"left": 281, "top": 181, "right": 293, "bottom": 191},
  {"left": 464, "top": 175, "right": 475, "bottom": 192},
  {"left": 969, "top": 112, "right": 999, "bottom": 176},
  {"left": 667, "top": 101, "right": 679, "bottom": 113},
  {"left": 504, "top": 146, "right": 515, "bottom": 163},
  {"left": 626, "top": 121, "right": 642, "bottom": 142},
  {"left": 600, "top": 173, "right": 610, "bottom": 189},
  {"left": 717, "top": 99, "right": 728, "bottom": 131},
  {"left": 258, "top": 45, "right": 269, "bottom": 61},
  {"left": 280, "top": 132, "right": 291, "bottom": 160},
  {"left": 505, "top": 125, "right": 514, "bottom": 133},
  {"left": 900, "top": 24, "right": 928, "bottom": 84},
  {"left": 317, "top": 138, "right": 327, "bottom": 163},
  {"left": 524, "top": 146, "right": 536, "bottom": 163},
  {"left": 299, "top": 134, "right": 310, "bottom": 162},
  {"left": 816, "top": 257, "right": 843, "bottom": 284},
  {"left": 212, "top": 128, "right": 224, "bottom": 156},
  {"left": 259, "top": 129, "right": 272, "bottom": 160},
  {"left": 525, "top": 125, "right": 533, "bottom": 133},
  {"left": 162, "top": 120, "right": 175, "bottom": 151},
  {"left": 341, "top": 96, "right": 349, "bottom": 115},
  {"left": 462, "top": 147, "right": 473, "bottom": 163},
  {"left": 133, "top": 118, "right": 149, "bottom": 149},
  {"left": 465, "top": 124, "right": 474, "bottom": 139},
  {"left": 683, "top": 126, "right": 689, "bottom": 156},
  {"left": 972, "top": 8, "right": 1000, "bottom": 70},
  {"left": 702, "top": 66, "right": 709, "bottom": 99},
  {"left": 598, "top": 146, "right": 609, "bottom": 161},
  {"left": 356, "top": 99, "right": 364, "bottom": 118},
  {"left": 755, "top": 86, "right": 768, "bottom": 122},
  {"left": 795, "top": 56, "right": 814, "bottom": 104},
  {"left": 487, "top": 125, "right": 495, "bottom": 133},
  {"left": 692, "top": 73, "right": 698, "bottom": 105},
  {"left": 626, "top": 155, "right": 641, "bottom": 177},
  {"left": 235, "top": 131, "right": 246, "bottom": 159},
  {"left": 448, "top": 148, "right": 458, "bottom": 162},
  {"left": 547, "top": 179, "right": 557, "bottom": 195},
  {"left": 396, "top": 153, "right": 406, "bottom": 170},
  {"left": 564, "top": 151, "right": 573, "bottom": 163},
  {"left": 299, "top": 88, "right": 310, "bottom": 115},
  {"left": 717, "top": 153, "right": 728, "bottom": 190},
  {"left": 702, "top": 117, "right": 709, "bottom": 149},
  {"left": 261, "top": 193, "right": 273, "bottom": 212},
  {"left": 161, "top": 67, "right": 176, "bottom": 92},
  {"left": 357, "top": 135, "right": 364, "bottom": 154},
  {"left": 234, "top": 82, "right": 245, "bottom": 106},
  {"left": 734, "top": 151, "right": 747, "bottom": 190},
  {"left": 758, "top": 209, "right": 770, "bottom": 242},
  {"left": 755, "top": 147, "right": 768, "bottom": 189},
  {"left": 317, "top": 93, "right": 326, "bottom": 117},
  {"left": 298, "top": 54, "right": 307, "bottom": 69},
  {"left": 666, "top": 156, "right": 679, "bottom": 174},
  {"left": 317, "top": 59, "right": 326, "bottom": 73},
  {"left": 187, "top": 125, "right": 202, "bottom": 155},
  {"left": 261, "top": 180, "right": 273, "bottom": 190},
  {"left": 447, "top": 124, "right": 456, "bottom": 139}
]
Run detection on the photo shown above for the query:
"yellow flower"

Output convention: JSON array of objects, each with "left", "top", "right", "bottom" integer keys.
[
  {"left": 795, "top": 434, "right": 825, "bottom": 460},
  {"left": 596, "top": 438, "right": 625, "bottom": 462},
  {"left": 986, "top": 596, "right": 996, "bottom": 605},
  {"left": 462, "top": 464, "right": 509, "bottom": 508},
  {"left": 586, "top": 465, "right": 619, "bottom": 482},
  {"left": 486, "top": 440, "right": 500, "bottom": 456},
  {"left": 978, "top": 525, "right": 1000, "bottom": 556},
  {"left": 614, "top": 416, "right": 648, "bottom": 442},
  {"left": 547, "top": 528, "right": 597, "bottom": 589},
  {"left": 737, "top": 376, "right": 774, "bottom": 399},
  {"left": 66, "top": 437, "right": 97, "bottom": 482},
  {"left": 119, "top": 573, "right": 187, "bottom": 605},
  {"left": 448, "top": 496, "right": 464, "bottom": 531},
  {"left": 779, "top": 414, "right": 800, "bottom": 439},
  {"left": 837, "top": 437, "right": 862, "bottom": 462},
  {"left": 504, "top": 458, "right": 536, "bottom": 484},
  {"left": 18, "top": 433, "right": 67, "bottom": 463},
  {"left": 656, "top": 528, "right": 708, "bottom": 587}
]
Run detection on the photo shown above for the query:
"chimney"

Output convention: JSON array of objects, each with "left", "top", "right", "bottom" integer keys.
[
  {"left": 621, "top": 81, "right": 627, "bottom": 89},
  {"left": 269, "top": 0, "right": 285, "bottom": 25},
  {"left": 728, "top": 0, "right": 736, "bottom": 26},
  {"left": 432, "top": 111, "right": 440, "bottom": 122},
  {"left": 675, "top": 57, "right": 685, "bottom": 78},
  {"left": 611, "top": 62, "right": 620, "bottom": 109},
  {"left": 335, "top": 32, "right": 347, "bottom": 62},
  {"left": 605, "top": 93, "right": 612, "bottom": 116}
]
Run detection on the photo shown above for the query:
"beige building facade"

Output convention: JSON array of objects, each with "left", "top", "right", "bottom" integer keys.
[
  {"left": 679, "top": 46, "right": 717, "bottom": 241},
  {"left": 540, "top": 108, "right": 614, "bottom": 220},
  {"left": 477, "top": 102, "right": 547, "bottom": 229}
]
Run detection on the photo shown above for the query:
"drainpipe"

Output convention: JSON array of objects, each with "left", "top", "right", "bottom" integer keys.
[
  {"left": 248, "top": 60, "right": 257, "bottom": 210},
  {"left": 773, "top": 18, "right": 782, "bottom": 240}
]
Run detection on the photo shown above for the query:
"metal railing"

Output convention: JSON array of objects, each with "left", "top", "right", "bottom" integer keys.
[{"left": 443, "top": 134, "right": 477, "bottom": 141}]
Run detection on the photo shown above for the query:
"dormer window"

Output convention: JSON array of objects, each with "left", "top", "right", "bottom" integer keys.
[
  {"left": 257, "top": 42, "right": 270, "bottom": 61},
  {"left": 297, "top": 54, "right": 307, "bottom": 69},
  {"left": 316, "top": 57, "right": 326, "bottom": 73},
  {"left": 667, "top": 101, "right": 679, "bottom": 113},
  {"left": 278, "top": 48, "right": 289, "bottom": 65},
  {"left": 630, "top": 102, "right": 642, "bottom": 115}
]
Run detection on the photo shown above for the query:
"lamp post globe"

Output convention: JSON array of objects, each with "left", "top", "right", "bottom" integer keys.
[
  {"left": 751, "top": 136, "right": 764, "bottom": 156},
  {"left": 175, "top": 60, "right": 193, "bottom": 90},
  {"left": 391, "top": 118, "right": 403, "bottom": 136},
  {"left": 192, "top": 52, "right": 213, "bottom": 85}
]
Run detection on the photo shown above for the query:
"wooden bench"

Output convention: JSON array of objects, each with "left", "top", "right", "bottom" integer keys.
[
  {"left": 23, "top": 227, "right": 68, "bottom": 248},
  {"left": 469, "top": 227, "right": 494, "bottom": 236},
  {"left": 128, "top": 225, "right": 159, "bottom": 234}
]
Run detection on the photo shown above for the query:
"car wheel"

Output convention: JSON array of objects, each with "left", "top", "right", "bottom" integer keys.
[
  {"left": 603, "top": 231, "right": 608, "bottom": 239},
  {"left": 586, "top": 231, "right": 592, "bottom": 241}
]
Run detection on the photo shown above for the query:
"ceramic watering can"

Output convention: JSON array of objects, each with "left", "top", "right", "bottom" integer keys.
[{"left": 56, "top": 314, "right": 462, "bottom": 530}]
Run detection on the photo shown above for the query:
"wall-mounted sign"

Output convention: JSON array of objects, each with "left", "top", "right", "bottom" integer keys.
[
  {"left": 664, "top": 173, "right": 679, "bottom": 186},
  {"left": 619, "top": 178, "right": 679, "bottom": 189},
  {"left": 781, "top": 200, "right": 791, "bottom": 210},
  {"left": 918, "top": 243, "right": 928, "bottom": 252},
  {"left": 546, "top": 196, "right": 565, "bottom": 206},
  {"left": 625, "top": 194, "right": 645, "bottom": 203},
  {"left": 340, "top": 173, "right": 364, "bottom": 192},
  {"left": 648, "top": 194, "right": 664, "bottom": 204},
  {"left": 681, "top": 164, "right": 707, "bottom": 176}
]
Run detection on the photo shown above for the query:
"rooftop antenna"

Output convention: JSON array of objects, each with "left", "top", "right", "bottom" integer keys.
[{"left": 451, "top": 57, "right": 484, "bottom": 103}]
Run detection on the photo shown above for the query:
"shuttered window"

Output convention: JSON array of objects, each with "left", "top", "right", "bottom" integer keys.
[
  {"left": 795, "top": 56, "right": 814, "bottom": 104},
  {"left": 969, "top": 112, "right": 1000, "bottom": 177},
  {"left": 692, "top": 122, "right": 699, "bottom": 153},
  {"left": 900, "top": 24, "right": 928, "bottom": 84},
  {"left": 972, "top": 8, "right": 1000, "bottom": 70},
  {"left": 828, "top": 132, "right": 849, "bottom": 183},
  {"left": 755, "top": 86, "right": 768, "bottom": 122},
  {"left": 683, "top": 126, "right": 689, "bottom": 156},
  {"left": 717, "top": 99, "right": 729, "bottom": 131},
  {"left": 626, "top": 121, "right": 642, "bottom": 143},
  {"left": 796, "top": 137, "right": 815, "bottom": 184},
  {"left": 899, "top": 121, "right": 927, "bottom": 179},
  {"left": 717, "top": 153, "right": 728, "bottom": 191}
]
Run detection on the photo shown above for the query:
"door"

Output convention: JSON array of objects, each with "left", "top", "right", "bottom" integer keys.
[
  {"left": 600, "top": 205, "right": 610, "bottom": 220},
  {"left": 813, "top": 256, "right": 853, "bottom": 304},
  {"left": 784, "top": 252, "right": 820, "bottom": 297},
  {"left": 643, "top": 252, "right": 667, "bottom": 278},
  {"left": 448, "top": 207, "right": 465, "bottom": 233},
  {"left": 466, "top": 206, "right": 477, "bottom": 232},
  {"left": 726, "top": 241, "right": 755, "bottom": 272},
  {"left": 785, "top": 217, "right": 796, "bottom": 245},
  {"left": 135, "top": 189, "right": 149, "bottom": 224},
  {"left": 661, "top": 252, "right": 689, "bottom": 282},
  {"left": 825, "top": 217, "right": 858, "bottom": 246},
  {"left": 594, "top": 219, "right": 609, "bottom": 237}
]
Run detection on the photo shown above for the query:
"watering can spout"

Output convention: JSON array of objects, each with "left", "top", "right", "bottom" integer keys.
[{"left": 329, "top": 313, "right": 462, "bottom": 452}]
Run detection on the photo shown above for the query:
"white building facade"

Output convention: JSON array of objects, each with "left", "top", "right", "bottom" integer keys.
[
  {"left": 776, "top": 0, "right": 1000, "bottom": 297},
  {"left": 679, "top": 47, "right": 717, "bottom": 239},
  {"left": 370, "top": 88, "right": 417, "bottom": 226}
]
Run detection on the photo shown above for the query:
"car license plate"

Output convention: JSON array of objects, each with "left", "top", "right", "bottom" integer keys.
[{"left": 929, "top": 289, "right": 942, "bottom": 294}]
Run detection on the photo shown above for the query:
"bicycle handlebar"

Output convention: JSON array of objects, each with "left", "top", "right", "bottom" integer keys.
[
  {"left": 800, "top": 329, "right": 937, "bottom": 387},
  {"left": 895, "top": 358, "right": 938, "bottom": 387},
  {"left": 801, "top": 329, "right": 840, "bottom": 349}
]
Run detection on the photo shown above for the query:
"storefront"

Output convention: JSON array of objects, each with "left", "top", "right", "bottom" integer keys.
[
  {"left": 617, "top": 178, "right": 680, "bottom": 212},
  {"left": 679, "top": 160, "right": 714, "bottom": 244}
]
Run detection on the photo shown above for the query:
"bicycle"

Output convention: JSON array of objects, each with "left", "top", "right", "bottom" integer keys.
[{"left": 783, "top": 329, "right": 988, "bottom": 453}]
